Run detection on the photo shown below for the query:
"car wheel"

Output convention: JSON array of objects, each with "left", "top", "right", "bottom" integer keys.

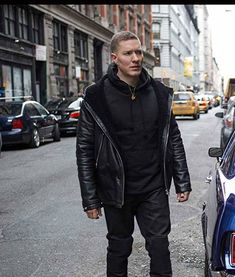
[
  {"left": 204, "top": 252, "right": 212, "bottom": 277},
  {"left": 30, "top": 128, "right": 40, "bottom": 148},
  {"left": 193, "top": 113, "right": 199, "bottom": 120},
  {"left": 53, "top": 123, "right": 61, "bottom": 142}
]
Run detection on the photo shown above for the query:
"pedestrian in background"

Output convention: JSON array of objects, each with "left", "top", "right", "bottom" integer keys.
[{"left": 76, "top": 31, "right": 191, "bottom": 277}]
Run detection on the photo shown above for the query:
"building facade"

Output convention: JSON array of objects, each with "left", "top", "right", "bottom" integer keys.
[
  {"left": 194, "top": 5, "right": 214, "bottom": 92},
  {"left": 152, "top": 5, "right": 200, "bottom": 91},
  {"left": 0, "top": 4, "right": 155, "bottom": 104}
]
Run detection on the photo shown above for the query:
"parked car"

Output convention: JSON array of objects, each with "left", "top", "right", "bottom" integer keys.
[
  {"left": 45, "top": 97, "right": 83, "bottom": 135},
  {"left": 201, "top": 129, "right": 235, "bottom": 277},
  {"left": 172, "top": 90, "right": 200, "bottom": 119},
  {"left": 0, "top": 97, "right": 60, "bottom": 148},
  {"left": 0, "top": 131, "right": 2, "bottom": 157},
  {"left": 196, "top": 94, "right": 210, "bottom": 113},
  {"left": 215, "top": 97, "right": 235, "bottom": 150}
]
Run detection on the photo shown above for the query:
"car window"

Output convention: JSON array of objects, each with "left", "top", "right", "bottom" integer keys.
[
  {"left": 24, "top": 103, "right": 41, "bottom": 117},
  {"left": 45, "top": 99, "right": 62, "bottom": 109},
  {"left": 221, "top": 135, "right": 235, "bottom": 179},
  {"left": 0, "top": 103, "right": 22, "bottom": 116},
  {"left": 33, "top": 102, "right": 48, "bottom": 116},
  {"left": 173, "top": 93, "right": 191, "bottom": 101},
  {"left": 58, "top": 99, "right": 75, "bottom": 109}
]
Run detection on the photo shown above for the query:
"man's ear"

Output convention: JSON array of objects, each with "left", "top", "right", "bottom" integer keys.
[{"left": 111, "top": 53, "right": 117, "bottom": 64}]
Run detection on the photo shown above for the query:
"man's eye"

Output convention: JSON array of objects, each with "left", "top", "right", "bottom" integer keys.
[
  {"left": 124, "top": 52, "right": 132, "bottom": 55},
  {"left": 136, "top": 50, "right": 143, "bottom": 55}
]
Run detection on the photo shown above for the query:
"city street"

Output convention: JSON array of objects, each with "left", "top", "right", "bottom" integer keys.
[{"left": 0, "top": 106, "right": 223, "bottom": 277}]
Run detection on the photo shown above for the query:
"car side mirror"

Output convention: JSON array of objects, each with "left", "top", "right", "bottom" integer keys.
[
  {"left": 208, "top": 147, "right": 223, "bottom": 158},
  {"left": 215, "top": 112, "right": 224, "bottom": 118}
]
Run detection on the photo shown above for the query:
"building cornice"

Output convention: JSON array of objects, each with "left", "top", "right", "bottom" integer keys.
[{"left": 30, "top": 4, "right": 114, "bottom": 43}]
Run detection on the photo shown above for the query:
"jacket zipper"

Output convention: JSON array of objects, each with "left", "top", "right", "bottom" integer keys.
[
  {"left": 95, "top": 133, "right": 104, "bottom": 167},
  {"left": 84, "top": 102, "right": 125, "bottom": 207},
  {"left": 163, "top": 94, "right": 173, "bottom": 195}
]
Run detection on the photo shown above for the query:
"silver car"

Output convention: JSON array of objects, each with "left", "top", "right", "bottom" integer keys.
[{"left": 215, "top": 96, "right": 235, "bottom": 150}]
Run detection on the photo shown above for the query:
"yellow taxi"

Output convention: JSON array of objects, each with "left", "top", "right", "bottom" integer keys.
[{"left": 172, "top": 91, "right": 200, "bottom": 120}]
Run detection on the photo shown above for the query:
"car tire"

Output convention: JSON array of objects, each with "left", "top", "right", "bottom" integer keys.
[
  {"left": 53, "top": 123, "right": 61, "bottom": 142},
  {"left": 30, "top": 128, "right": 40, "bottom": 148},
  {"left": 193, "top": 112, "right": 199, "bottom": 120}
]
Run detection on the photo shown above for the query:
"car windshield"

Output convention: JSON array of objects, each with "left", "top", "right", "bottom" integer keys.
[
  {"left": 0, "top": 102, "right": 22, "bottom": 116},
  {"left": 173, "top": 93, "right": 191, "bottom": 101}
]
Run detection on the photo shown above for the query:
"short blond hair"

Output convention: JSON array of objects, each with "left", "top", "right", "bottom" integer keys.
[{"left": 110, "top": 31, "right": 141, "bottom": 53}]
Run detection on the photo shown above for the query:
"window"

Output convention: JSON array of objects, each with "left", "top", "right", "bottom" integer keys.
[
  {"left": 152, "top": 22, "right": 161, "bottom": 40},
  {"left": 2, "top": 64, "right": 32, "bottom": 98},
  {"left": 222, "top": 139, "right": 235, "bottom": 179},
  {"left": 54, "top": 64, "right": 68, "bottom": 97},
  {"left": 34, "top": 102, "right": 48, "bottom": 116},
  {"left": 152, "top": 5, "right": 160, "bottom": 13},
  {"left": 74, "top": 30, "right": 89, "bottom": 88},
  {"left": 2, "top": 5, "right": 43, "bottom": 44},
  {"left": 31, "top": 12, "right": 40, "bottom": 44},
  {"left": 154, "top": 47, "right": 161, "bottom": 66},
  {"left": 4, "top": 5, "right": 16, "bottom": 36},
  {"left": 2, "top": 65, "right": 12, "bottom": 98},
  {"left": 53, "top": 22, "right": 59, "bottom": 50},
  {"left": 74, "top": 31, "right": 88, "bottom": 59},
  {"left": 107, "top": 5, "right": 113, "bottom": 26},
  {"left": 129, "top": 15, "right": 134, "bottom": 33},
  {"left": 119, "top": 5, "right": 125, "bottom": 30},
  {"left": 24, "top": 103, "right": 40, "bottom": 117},
  {"left": 18, "top": 7, "right": 29, "bottom": 40},
  {"left": 53, "top": 21, "right": 68, "bottom": 52},
  {"left": 13, "top": 67, "right": 22, "bottom": 97},
  {"left": 23, "top": 69, "right": 32, "bottom": 96}
]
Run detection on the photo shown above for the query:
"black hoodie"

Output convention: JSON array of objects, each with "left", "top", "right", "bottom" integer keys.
[{"left": 103, "top": 63, "right": 163, "bottom": 194}]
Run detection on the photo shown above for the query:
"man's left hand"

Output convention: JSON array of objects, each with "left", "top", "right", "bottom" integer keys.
[{"left": 177, "top": 191, "right": 190, "bottom": 202}]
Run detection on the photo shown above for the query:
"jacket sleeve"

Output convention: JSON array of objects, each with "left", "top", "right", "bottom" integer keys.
[
  {"left": 170, "top": 113, "right": 192, "bottom": 193},
  {"left": 76, "top": 101, "right": 102, "bottom": 211}
]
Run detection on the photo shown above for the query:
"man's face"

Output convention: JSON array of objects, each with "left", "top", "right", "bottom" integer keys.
[{"left": 111, "top": 39, "right": 144, "bottom": 80}]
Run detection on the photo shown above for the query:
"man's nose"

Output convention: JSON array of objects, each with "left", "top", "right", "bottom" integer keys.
[{"left": 132, "top": 52, "right": 139, "bottom": 61}]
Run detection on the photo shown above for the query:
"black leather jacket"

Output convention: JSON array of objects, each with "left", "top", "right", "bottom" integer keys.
[{"left": 76, "top": 75, "right": 192, "bottom": 211}]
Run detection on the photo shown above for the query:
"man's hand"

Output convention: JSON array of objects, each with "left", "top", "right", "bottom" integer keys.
[
  {"left": 177, "top": 191, "right": 190, "bottom": 202},
  {"left": 86, "top": 207, "right": 102, "bottom": 219}
]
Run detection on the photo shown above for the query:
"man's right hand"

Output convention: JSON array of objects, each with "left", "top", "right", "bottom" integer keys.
[{"left": 86, "top": 207, "right": 102, "bottom": 219}]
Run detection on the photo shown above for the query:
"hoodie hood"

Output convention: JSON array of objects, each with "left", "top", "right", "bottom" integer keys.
[{"left": 107, "top": 63, "right": 151, "bottom": 94}]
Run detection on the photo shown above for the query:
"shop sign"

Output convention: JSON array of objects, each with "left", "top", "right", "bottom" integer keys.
[
  {"left": 184, "top": 56, "right": 193, "bottom": 77},
  {"left": 36, "top": 45, "right": 47, "bottom": 61}
]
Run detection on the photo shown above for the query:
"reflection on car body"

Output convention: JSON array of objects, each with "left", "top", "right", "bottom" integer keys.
[{"left": 202, "top": 129, "right": 235, "bottom": 277}]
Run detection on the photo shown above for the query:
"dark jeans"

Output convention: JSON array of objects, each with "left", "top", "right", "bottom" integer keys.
[{"left": 103, "top": 187, "right": 172, "bottom": 277}]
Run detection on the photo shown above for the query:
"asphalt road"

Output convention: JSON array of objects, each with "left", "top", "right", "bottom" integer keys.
[{"left": 0, "top": 106, "right": 223, "bottom": 277}]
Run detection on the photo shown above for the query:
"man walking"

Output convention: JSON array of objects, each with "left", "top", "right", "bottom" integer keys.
[{"left": 76, "top": 31, "right": 191, "bottom": 277}]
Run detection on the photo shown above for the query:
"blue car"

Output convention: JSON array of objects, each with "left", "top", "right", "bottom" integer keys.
[
  {"left": 0, "top": 98, "right": 61, "bottom": 148},
  {"left": 202, "top": 129, "right": 235, "bottom": 276}
]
